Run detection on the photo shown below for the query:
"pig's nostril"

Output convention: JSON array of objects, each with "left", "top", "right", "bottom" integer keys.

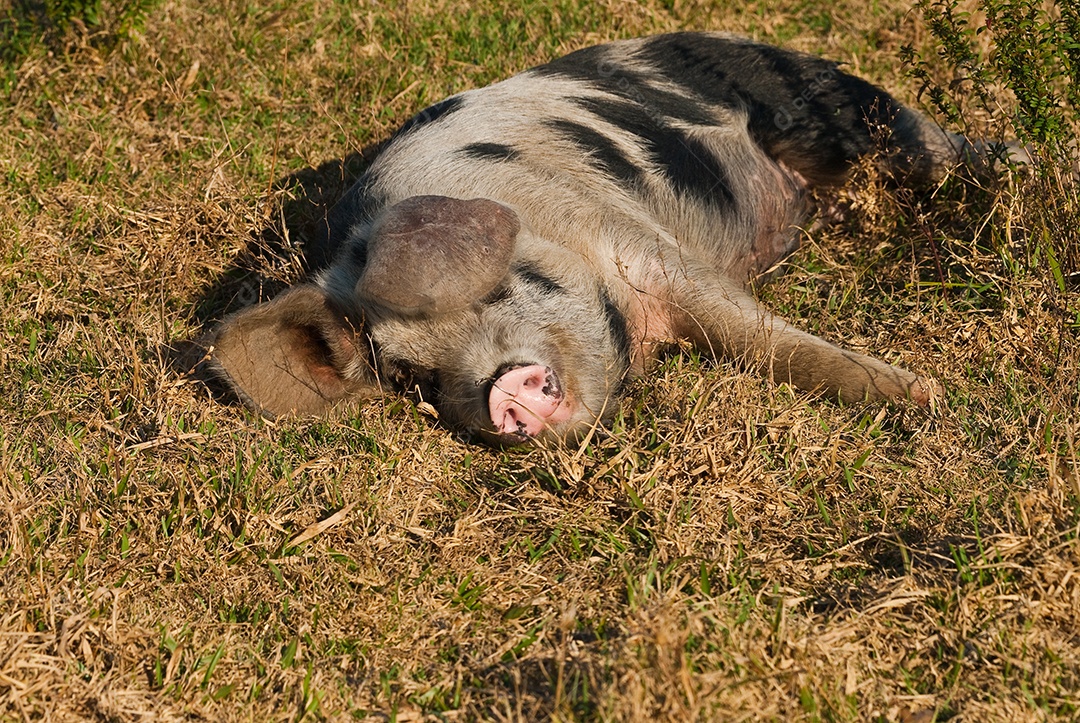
[{"left": 488, "top": 364, "right": 571, "bottom": 437}]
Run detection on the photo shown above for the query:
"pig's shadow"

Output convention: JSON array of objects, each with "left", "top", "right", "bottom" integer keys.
[{"left": 168, "top": 140, "right": 386, "bottom": 395}]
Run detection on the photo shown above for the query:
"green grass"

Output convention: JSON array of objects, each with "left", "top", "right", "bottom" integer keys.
[{"left": 1, "top": 0, "right": 1078, "bottom": 720}]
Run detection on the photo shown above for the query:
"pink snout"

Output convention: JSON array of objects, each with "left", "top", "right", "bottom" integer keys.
[{"left": 488, "top": 364, "right": 572, "bottom": 437}]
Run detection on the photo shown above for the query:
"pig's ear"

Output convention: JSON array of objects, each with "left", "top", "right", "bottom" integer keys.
[
  {"left": 357, "top": 195, "right": 519, "bottom": 315},
  {"left": 210, "top": 285, "right": 376, "bottom": 417}
]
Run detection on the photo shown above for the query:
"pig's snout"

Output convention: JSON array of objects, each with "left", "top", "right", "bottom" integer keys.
[{"left": 488, "top": 365, "right": 572, "bottom": 437}]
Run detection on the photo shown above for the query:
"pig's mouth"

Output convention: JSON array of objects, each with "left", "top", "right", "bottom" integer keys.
[{"left": 487, "top": 363, "right": 573, "bottom": 439}]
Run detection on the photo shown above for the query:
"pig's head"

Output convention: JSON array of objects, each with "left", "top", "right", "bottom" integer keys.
[{"left": 209, "top": 195, "right": 629, "bottom": 445}]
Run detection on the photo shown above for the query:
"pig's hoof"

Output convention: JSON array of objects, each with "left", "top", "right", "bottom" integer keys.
[{"left": 910, "top": 376, "right": 943, "bottom": 407}]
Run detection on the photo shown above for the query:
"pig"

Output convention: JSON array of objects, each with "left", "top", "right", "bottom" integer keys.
[{"left": 209, "top": 32, "right": 1002, "bottom": 446}]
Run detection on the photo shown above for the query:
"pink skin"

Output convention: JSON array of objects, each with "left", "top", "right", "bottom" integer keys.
[{"left": 488, "top": 364, "right": 573, "bottom": 437}]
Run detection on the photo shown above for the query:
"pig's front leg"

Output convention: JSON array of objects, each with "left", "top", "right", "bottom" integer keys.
[{"left": 657, "top": 265, "right": 938, "bottom": 406}]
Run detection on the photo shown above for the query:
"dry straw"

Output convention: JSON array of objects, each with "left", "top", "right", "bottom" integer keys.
[{"left": 1, "top": 0, "right": 1077, "bottom": 720}]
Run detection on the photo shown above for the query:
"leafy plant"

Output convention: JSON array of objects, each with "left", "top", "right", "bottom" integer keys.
[
  {"left": 904, "top": 0, "right": 1078, "bottom": 289},
  {"left": 906, "top": 0, "right": 1078, "bottom": 156}
]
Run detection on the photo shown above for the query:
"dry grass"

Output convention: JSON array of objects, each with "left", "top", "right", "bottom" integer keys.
[{"left": 1, "top": 0, "right": 1078, "bottom": 720}]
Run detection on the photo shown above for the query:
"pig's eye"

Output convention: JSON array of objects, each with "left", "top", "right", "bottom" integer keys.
[
  {"left": 383, "top": 358, "right": 437, "bottom": 399},
  {"left": 479, "top": 284, "right": 512, "bottom": 306}
]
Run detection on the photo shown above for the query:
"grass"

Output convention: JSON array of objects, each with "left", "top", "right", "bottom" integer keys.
[{"left": 1, "top": 0, "right": 1078, "bottom": 720}]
